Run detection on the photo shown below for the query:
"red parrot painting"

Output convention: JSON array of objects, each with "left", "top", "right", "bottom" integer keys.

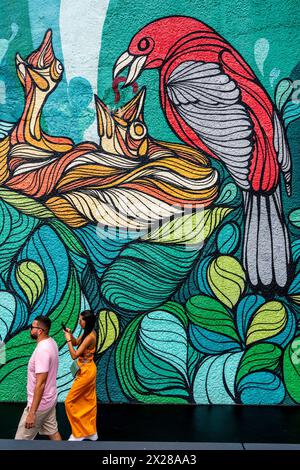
[{"left": 113, "top": 15, "right": 292, "bottom": 290}]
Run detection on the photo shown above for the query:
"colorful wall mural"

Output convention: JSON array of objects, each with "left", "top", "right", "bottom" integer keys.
[{"left": 1, "top": 0, "right": 300, "bottom": 405}]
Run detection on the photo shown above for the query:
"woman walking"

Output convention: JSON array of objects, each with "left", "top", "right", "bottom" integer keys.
[{"left": 64, "top": 310, "right": 98, "bottom": 441}]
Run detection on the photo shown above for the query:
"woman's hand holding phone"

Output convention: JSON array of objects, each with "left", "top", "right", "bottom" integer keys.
[{"left": 62, "top": 324, "right": 72, "bottom": 342}]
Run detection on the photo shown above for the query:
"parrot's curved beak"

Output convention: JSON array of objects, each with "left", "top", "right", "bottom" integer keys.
[{"left": 113, "top": 51, "right": 147, "bottom": 87}]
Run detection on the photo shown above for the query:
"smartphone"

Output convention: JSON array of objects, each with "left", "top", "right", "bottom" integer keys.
[{"left": 61, "top": 322, "right": 67, "bottom": 332}]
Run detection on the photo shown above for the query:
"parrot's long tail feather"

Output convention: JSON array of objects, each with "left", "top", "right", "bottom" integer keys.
[{"left": 243, "top": 188, "right": 291, "bottom": 289}]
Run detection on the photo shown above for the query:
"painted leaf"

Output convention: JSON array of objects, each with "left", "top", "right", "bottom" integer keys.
[
  {"left": 215, "top": 182, "right": 238, "bottom": 206},
  {"left": 289, "top": 209, "right": 300, "bottom": 228},
  {"left": 158, "top": 301, "right": 188, "bottom": 328},
  {"left": 236, "top": 294, "right": 265, "bottom": 344},
  {"left": 6, "top": 294, "right": 28, "bottom": 336},
  {"left": 75, "top": 224, "right": 136, "bottom": 278},
  {"left": 97, "top": 309, "right": 119, "bottom": 354},
  {"left": 288, "top": 270, "right": 300, "bottom": 303},
  {"left": 96, "top": 344, "right": 130, "bottom": 403},
  {"left": 142, "top": 206, "right": 232, "bottom": 245},
  {"left": 236, "top": 343, "right": 282, "bottom": 384},
  {"left": 208, "top": 256, "right": 246, "bottom": 308},
  {"left": 186, "top": 295, "right": 240, "bottom": 343},
  {"left": 115, "top": 316, "right": 187, "bottom": 403},
  {"left": 115, "top": 315, "right": 153, "bottom": 401},
  {"left": 189, "top": 323, "right": 241, "bottom": 355},
  {"left": 267, "top": 304, "right": 296, "bottom": 348},
  {"left": 0, "top": 277, "right": 6, "bottom": 290},
  {"left": 134, "top": 341, "right": 189, "bottom": 400},
  {"left": 0, "top": 188, "right": 54, "bottom": 219},
  {"left": 0, "top": 200, "right": 39, "bottom": 281},
  {"left": 283, "top": 100, "right": 300, "bottom": 128},
  {"left": 0, "top": 292, "right": 16, "bottom": 342},
  {"left": 197, "top": 256, "right": 214, "bottom": 296},
  {"left": 187, "top": 344, "right": 202, "bottom": 385},
  {"left": 291, "top": 240, "right": 300, "bottom": 263},
  {"left": 48, "top": 219, "right": 89, "bottom": 275},
  {"left": 81, "top": 263, "right": 103, "bottom": 313},
  {"left": 283, "top": 336, "right": 300, "bottom": 403},
  {"left": 16, "top": 261, "right": 45, "bottom": 306},
  {"left": 275, "top": 78, "right": 293, "bottom": 111},
  {"left": 49, "top": 219, "right": 88, "bottom": 257},
  {"left": 237, "top": 371, "right": 285, "bottom": 405},
  {"left": 193, "top": 352, "right": 243, "bottom": 404},
  {"left": 246, "top": 301, "right": 288, "bottom": 346},
  {"left": 139, "top": 310, "right": 188, "bottom": 381},
  {"left": 216, "top": 222, "right": 240, "bottom": 254},
  {"left": 173, "top": 255, "right": 214, "bottom": 304},
  {"left": 174, "top": 256, "right": 213, "bottom": 304},
  {"left": 101, "top": 243, "right": 199, "bottom": 312}
]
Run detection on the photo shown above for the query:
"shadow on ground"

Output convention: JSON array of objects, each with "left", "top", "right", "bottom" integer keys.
[{"left": 1, "top": 403, "right": 300, "bottom": 443}]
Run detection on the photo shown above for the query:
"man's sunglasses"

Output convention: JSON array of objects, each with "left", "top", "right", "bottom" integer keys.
[{"left": 29, "top": 325, "right": 45, "bottom": 331}]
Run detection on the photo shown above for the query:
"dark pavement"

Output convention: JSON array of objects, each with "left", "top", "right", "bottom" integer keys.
[{"left": 1, "top": 402, "right": 300, "bottom": 443}]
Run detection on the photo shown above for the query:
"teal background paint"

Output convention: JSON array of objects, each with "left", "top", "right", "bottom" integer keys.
[{"left": 0, "top": 0, "right": 32, "bottom": 122}]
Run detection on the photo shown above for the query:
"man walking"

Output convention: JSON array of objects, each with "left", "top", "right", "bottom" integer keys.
[{"left": 15, "top": 316, "right": 61, "bottom": 440}]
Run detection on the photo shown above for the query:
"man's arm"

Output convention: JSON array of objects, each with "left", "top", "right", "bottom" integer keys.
[{"left": 25, "top": 372, "right": 48, "bottom": 429}]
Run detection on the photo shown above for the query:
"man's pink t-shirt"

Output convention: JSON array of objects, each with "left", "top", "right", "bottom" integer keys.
[{"left": 27, "top": 337, "right": 59, "bottom": 411}]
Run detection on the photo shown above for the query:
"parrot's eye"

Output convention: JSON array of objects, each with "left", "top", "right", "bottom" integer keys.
[
  {"left": 129, "top": 121, "right": 147, "bottom": 139},
  {"left": 138, "top": 38, "right": 150, "bottom": 52}
]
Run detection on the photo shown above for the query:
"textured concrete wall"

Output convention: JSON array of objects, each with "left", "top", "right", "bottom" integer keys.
[{"left": 0, "top": 0, "right": 300, "bottom": 405}]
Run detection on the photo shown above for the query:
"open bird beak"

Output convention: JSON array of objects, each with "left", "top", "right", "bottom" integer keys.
[
  {"left": 113, "top": 51, "right": 147, "bottom": 86},
  {"left": 27, "top": 29, "right": 55, "bottom": 68},
  {"left": 15, "top": 30, "right": 55, "bottom": 91},
  {"left": 115, "top": 86, "right": 146, "bottom": 122}
]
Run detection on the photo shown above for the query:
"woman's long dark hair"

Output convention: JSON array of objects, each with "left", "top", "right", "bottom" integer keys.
[{"left": 79, "top": 310, "right": 96, "bottom": 345}]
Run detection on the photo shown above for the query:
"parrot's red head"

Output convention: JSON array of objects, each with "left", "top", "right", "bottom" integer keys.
[
  {"left": 15, "top": 29, "right": 64, "bottom": 96},
  {"left": 113, "top": 16, "right": 210, "bottom": 85}
]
